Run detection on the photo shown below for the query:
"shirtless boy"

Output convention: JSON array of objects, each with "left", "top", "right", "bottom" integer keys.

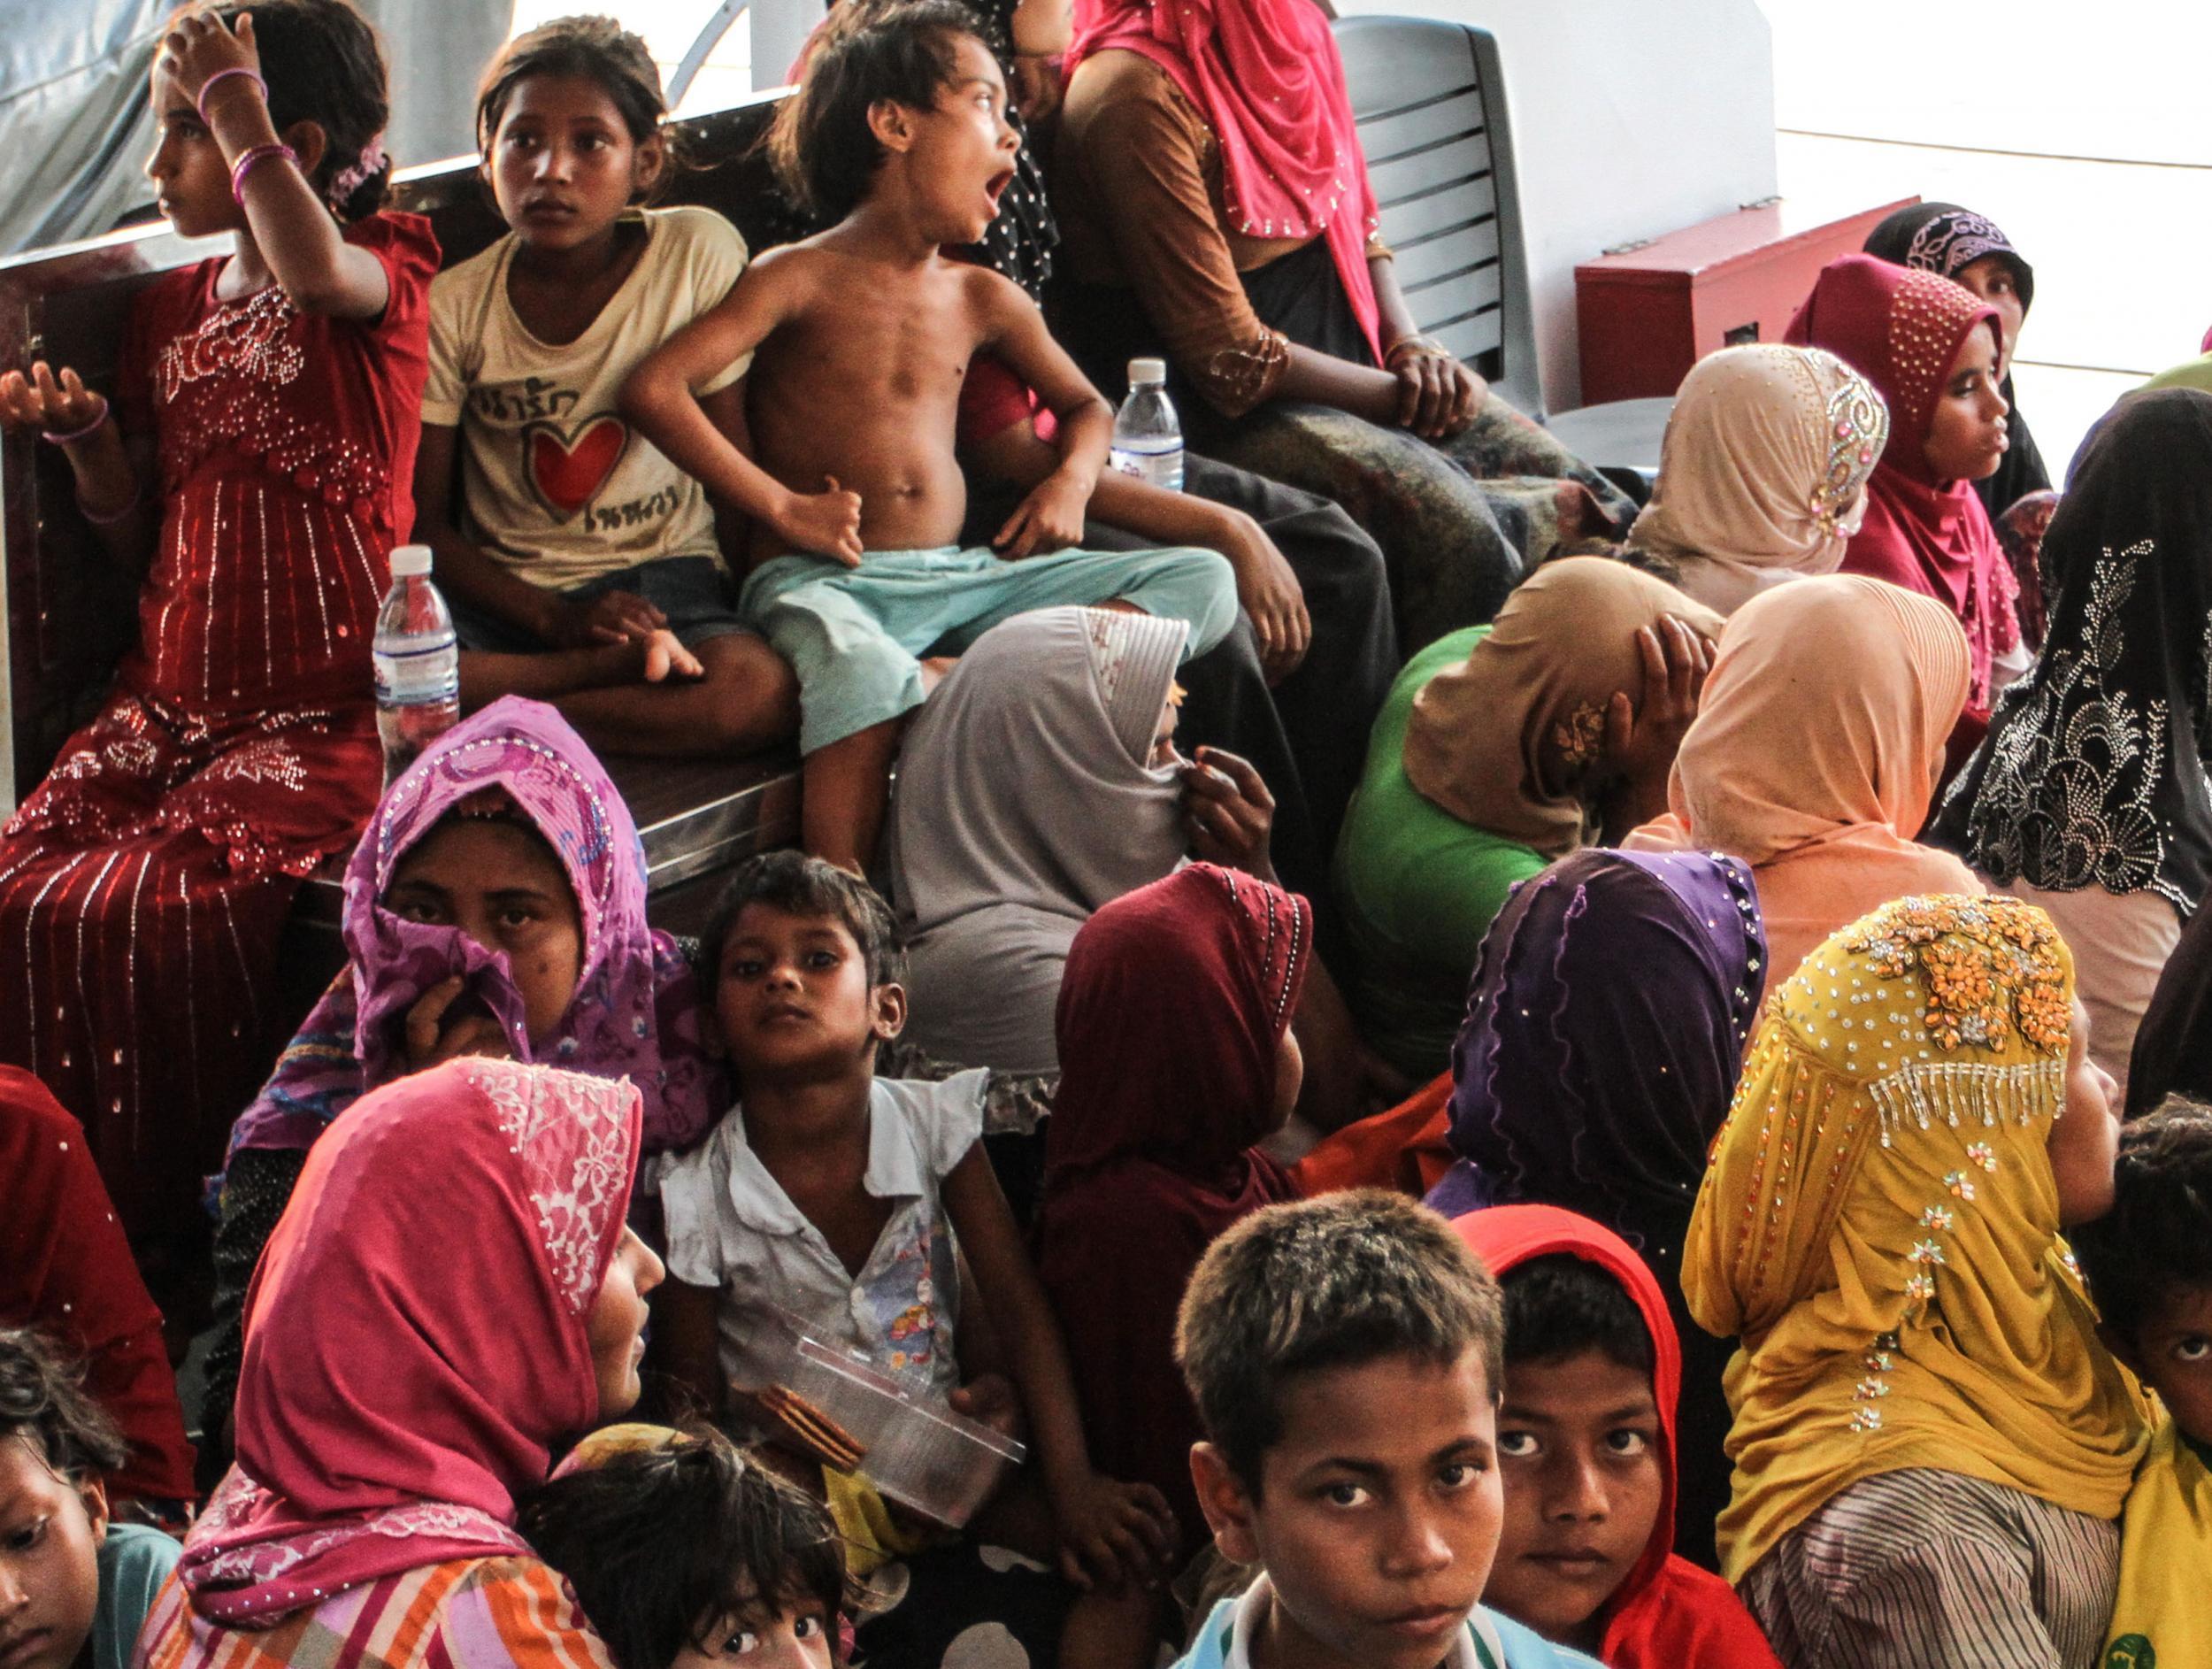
[{"left": 623, "top": 0, "right": 1236, "bottom": 870}]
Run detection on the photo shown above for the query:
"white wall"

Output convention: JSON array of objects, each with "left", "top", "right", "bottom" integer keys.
[{"left": 1337, "top": 0, "right": 1779, "bottom": 411}]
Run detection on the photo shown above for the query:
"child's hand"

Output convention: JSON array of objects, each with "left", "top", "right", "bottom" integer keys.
[
  {"left": 562, "top": 589, "right": 667, "bottom": 647},
  {"left": 0, "top": 363, "right": 105, "bottom": 438},
  {"left": 1179, "top": 745, "right": 1276, "bottom": 880},
  {"left": 1217, "top": 519, "right": 1310, "bottom": 684},
  {"left": 994, "top": 470, "right": 1089, "bottom": 560},
  {"left": 402, "top": 976, "right": 513, "bottom": 1071},
  {"left": 1051, "top": 1471, "right": 1177, "bottom": 1592},
  {"left": 160, "top": 9, "right": 263, "bottom": 113},
  {"left": 773, "top": 477, "right": 864, "bottom": 566},
  {"left": 949, "top": 1373, "right": 1027, "bottom": 1443}
]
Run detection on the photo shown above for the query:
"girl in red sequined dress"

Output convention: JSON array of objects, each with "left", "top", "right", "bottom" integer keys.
[{"left": 0, "top": 1, "right": 436, "bottom": 1243}]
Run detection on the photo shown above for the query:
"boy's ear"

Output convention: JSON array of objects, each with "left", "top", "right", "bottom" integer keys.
[
  {"left": 871, "top": 980, "right": 909, "bottom": 1043},
  {"left": 1189, "top": 1442, "right": 1261, "bottom": 1567},
  {"left": 866, "top": 96, "right": 918, "bottom": 156}
]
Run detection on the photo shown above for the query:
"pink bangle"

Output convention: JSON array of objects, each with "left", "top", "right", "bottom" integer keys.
[
  {"left": 41, "top": 399, "right": 110, "bottom": 448},
  {"left": 77, "top": 484, "right": 142, "bottom": 527},
  {"left": 196, "top": 67, "right": 267, "bottom": 125},
  {"left": 231, "top": 142, "right": 298, "bottom": 208}
]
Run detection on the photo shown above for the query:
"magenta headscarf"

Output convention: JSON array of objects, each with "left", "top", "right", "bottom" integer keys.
[
  {"left": 1785, "top": 255, "right": 2017, "bottom": 709},
  {"left": 180, "top": 1059, "right": 642, "bottom": 1623},
  {"left": 1065, "top": 0, "right": 1384, "bottom": 360},
  {"left": 224, "top": 697, "right": 718, "bottom": 1161}
]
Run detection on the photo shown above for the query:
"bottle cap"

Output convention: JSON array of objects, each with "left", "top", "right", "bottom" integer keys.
[
  {"left": 389, "top": 544, "right": 433, "bottom": 577},
  {"left": 1128, "top": 357, "right": 1167, "bottom": 386}
]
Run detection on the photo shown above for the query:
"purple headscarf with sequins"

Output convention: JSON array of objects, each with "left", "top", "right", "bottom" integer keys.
[
  {"left": 1425, "top": 848, "right": 1764, "bottom": 1277},
  {"left": 226, "top": 697, "right": 719, "bottom": 1159}
]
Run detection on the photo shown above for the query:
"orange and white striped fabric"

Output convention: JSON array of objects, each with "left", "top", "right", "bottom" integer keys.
[{"left": 134, "top": 1558, "right": 618, "bottom": 1669}]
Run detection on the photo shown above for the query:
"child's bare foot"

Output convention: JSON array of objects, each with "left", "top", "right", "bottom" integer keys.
[{"left": 638, "top": 629, "right": 704, "bottom": 683}]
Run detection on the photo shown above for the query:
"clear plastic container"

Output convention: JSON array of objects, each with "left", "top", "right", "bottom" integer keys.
[
  {"left": 1110, "top": 357, "right": 1184, "bottom": 492},
  {"left": 778, "top": 1335, "right": 1025, "bottom": 1528}
]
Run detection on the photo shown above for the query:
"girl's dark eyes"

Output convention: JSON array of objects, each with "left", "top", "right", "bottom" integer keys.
[{"left": 5, "top": 1517, "right": 47, "bottom": 1552}]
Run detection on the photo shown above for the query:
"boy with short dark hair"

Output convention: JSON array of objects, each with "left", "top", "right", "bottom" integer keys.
[
  {"left": 2069, "top": 1095, "right": 2212, "bottom": 1667},
  {"left": 1171, "top": 1192, "right": 1601, "bottom": 1669},
  {"left": 624, "top": 0, "right": 1238, "bottom": 873}
]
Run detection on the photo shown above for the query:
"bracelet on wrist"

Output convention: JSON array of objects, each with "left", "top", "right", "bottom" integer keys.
[
  {"left": 1385, "top": 335, "right": 1447, "bottom": 366},
  {"left": 230, "top": 142, "right": 299, "bottom": 209},
  {"left": 41, "top": 399, "right": 111, "bottom": 449},
  {"left": 196, "top": 67, "right": 268, "bottom": 126},
  {"left": 77, "top": 483, "right": 142, "bottom": 527}
]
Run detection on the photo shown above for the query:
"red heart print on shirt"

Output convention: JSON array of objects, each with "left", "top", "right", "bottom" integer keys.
[{"left": 524, "top": 416, "right": 627, "bottom": 519}]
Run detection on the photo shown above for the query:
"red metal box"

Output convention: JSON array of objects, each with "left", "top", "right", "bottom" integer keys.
[{"left": 1574, "top": 196, "right": 1918, "bottom": 404}]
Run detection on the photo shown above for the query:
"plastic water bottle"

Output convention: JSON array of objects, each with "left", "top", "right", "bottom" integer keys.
[
  {"left": 1110, "top": 357, "right": 1184, "bottom": 492},
  {"left": 372, "top": 543, "right": 459, "bottom": 783}
]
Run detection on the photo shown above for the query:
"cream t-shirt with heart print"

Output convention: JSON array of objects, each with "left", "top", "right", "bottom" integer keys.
[{"left": 422, "top": 204, "right": 751, "bottom": 590}]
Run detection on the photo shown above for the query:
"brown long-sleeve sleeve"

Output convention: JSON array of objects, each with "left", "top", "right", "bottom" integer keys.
[{"left": 1058, "top": 50, "right": 1403, "bottom": 418}]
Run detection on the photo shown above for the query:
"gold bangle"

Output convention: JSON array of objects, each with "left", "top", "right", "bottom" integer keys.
[{"left": 1385, "top": 335, "right": 1446, "bottom": 367}]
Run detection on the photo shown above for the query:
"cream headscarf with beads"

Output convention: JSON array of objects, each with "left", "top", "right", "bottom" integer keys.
[{"left": 1683, "top": 894, "right": 2146, "bottom": 1582}]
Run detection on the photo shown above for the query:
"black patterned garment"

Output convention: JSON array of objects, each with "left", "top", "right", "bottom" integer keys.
[{"left": 1933, "top": 388, "right": 2212, "bottom": 918}]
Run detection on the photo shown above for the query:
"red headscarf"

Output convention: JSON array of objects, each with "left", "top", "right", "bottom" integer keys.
[
  {"left": 0, "top": 1067, "right": 196, "bottom": 1504},
  {"left": 1065, "top": 0, "right": 1384, "bottom": 360},
  {"left": 1786, "top": 254, "right": 2018, "bottom": 709},
  {"left": 177, "top": 1059, "right": 643, "bottom": 1625},
  {"left": 1450, "top": 1206, "right": 1783, "bottom": 1669},
  {"left": 1036, "top": 864, "right": 1309, "bottom": 1537}
]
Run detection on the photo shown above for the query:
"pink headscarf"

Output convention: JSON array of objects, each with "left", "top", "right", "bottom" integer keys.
[
  {"left": 225, "top": 697, "right": 718, "bottom": 1161},
  {"left": 180, "top": 1058, "right": 643, "bottom": 1625},
  {"left": 1065, "top": 0, "right": 1384, "bottom": 360}
]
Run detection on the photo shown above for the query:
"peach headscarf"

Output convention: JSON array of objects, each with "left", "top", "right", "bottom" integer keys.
[
  {"left": 1629, "top": 345, "right": 1889, "bottom": 616},
  {"left": 1624, "top": 574, "right": 1980, "bottom": 986},
  {"left": 1404, "top": 557, "right": 1722, "bottom": 858}
]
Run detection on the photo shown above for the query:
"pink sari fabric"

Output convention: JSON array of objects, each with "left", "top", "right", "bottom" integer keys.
[
  {"left": 1066, "top": 0, "right": 1383, "bottom": 359},
  {"left": 1786, "top": 255, "right": 2017, "bottom": 709},
  {"left": 225, "top": 697, "right": 718, "bottom": 1162},
  {"left": 180, "top": 1058, "right": 642, "bottom": 1625}
]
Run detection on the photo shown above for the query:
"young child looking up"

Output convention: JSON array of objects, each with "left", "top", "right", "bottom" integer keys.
[
  {"left": 1172, "top": 1190, "right": 1602, "bottom": 1669},
  {"left": 1450, "top": 1207, "right": 1781, "bottom": 1667},
  {"left": 0, "top": 1328, "right": 181, "bottom": 1669},
  {"left": 519, "top": 1426, "right": 853, "bottom": 1669},
  {"left": 656, "top": 851, "right": 1176, "bottom": 1668},
  {"left": 416, "top": 19, "right": 797, "bottom": 758},
  {"left": 623, "top": 0, "right": 1237, "bottom": 870},
  {"left": 2070, "top": 1096, "right": 2212, "bottom": 1669},
  {"left": 0, "top": 0, "right": 436, "bottom": 1242}
]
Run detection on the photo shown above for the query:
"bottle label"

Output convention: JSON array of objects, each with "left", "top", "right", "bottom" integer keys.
[
  {"left": 1110, "top": 444, "right": 1185, "bottom": 491},
  {"left": 373, "top": 636, "right": 459, "bottom": 705}
]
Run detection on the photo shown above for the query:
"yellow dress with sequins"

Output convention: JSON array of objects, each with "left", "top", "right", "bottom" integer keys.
[{"left": 1683, "top": 894, "right": 2147, "bottom": 1584}]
